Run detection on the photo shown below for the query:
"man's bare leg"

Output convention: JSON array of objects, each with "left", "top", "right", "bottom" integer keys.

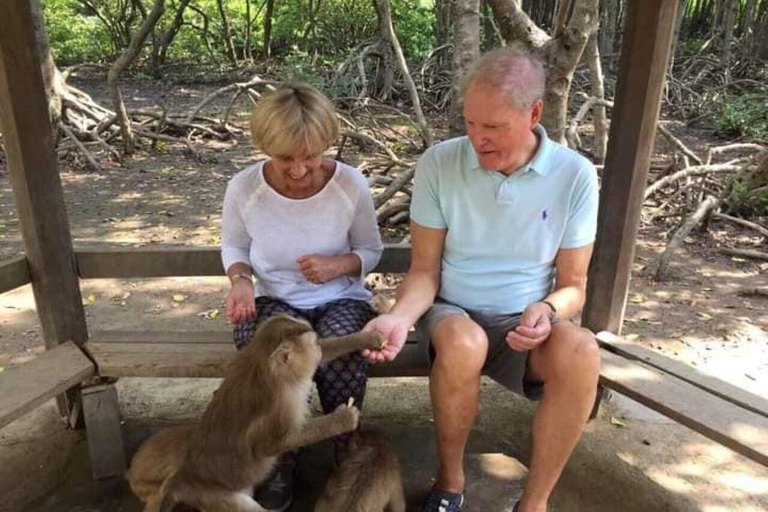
[
  {"left": 517, "top": 323, "right": 600, "bottom": 512},
  {"left": 429, "top": 316, "right": 489, "bottom": 493}
]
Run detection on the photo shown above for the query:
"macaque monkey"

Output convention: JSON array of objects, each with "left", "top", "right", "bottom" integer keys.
[
  {"left": 313, "top": 429, "right": 406, "bottom": 512},
  {"left": 127, "top": 314, "right": 384, "bottom": 512}
]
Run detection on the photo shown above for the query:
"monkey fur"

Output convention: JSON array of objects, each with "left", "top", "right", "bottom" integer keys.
[
  {"left": 127, "top": 314, "right": 384, "bottom": 512},
  {"left": 313, "top": 429, "right": 406, "bottom": 512}
]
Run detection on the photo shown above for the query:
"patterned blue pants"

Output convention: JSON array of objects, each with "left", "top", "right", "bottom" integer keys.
[{"left": 233, "top": 296, "right": 377, "bottom": 415}]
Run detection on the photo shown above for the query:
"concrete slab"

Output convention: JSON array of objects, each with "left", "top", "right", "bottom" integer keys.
[{"left": 22, "top": 418, "right": 526, "bottom": 512}]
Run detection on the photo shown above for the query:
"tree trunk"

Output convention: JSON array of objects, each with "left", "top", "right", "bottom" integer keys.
[
  {"left": 30, "top": 0, "right": 64, "bottom": 127},
  {"left": 599, "top": 0, "right": 618, "bottom": 55},
  {"left": 585, "top": 32, "right": 607, "bottom": 164},
  {"left": 216, "top": 0, "right": 238, "bottom": 65},
  {"left": 435, "top": 0, "right": 454, "bottom": 49},
  {"left": 374, "top": 0, "right": 433, "bottom": 146},
  {"left": 487, "top": 0, "right": 599, "bottom": 143},
  {"left": 152, "top": 0, "right": 193, "bottom": 73},
  {"left": 371, "top": 2, "right": 395, "bottom": 100},
  {"left": 667, "top": 0, "right": 686, "bottom": 71},
  {"left": 108, "top": 0, "right": 165, "bottom": 154},
  {"left": 740, "top": 0, "right": 757, "bottom": 59},
  {"left": 263, "top": 0, "right": 275, "bottom": 58},
  {"left": 720, "top": 0, "right": 738, "bottom": 68},
  {"left": 244, "top": 0, "right": 252, "bottom": 62},
  {"left": 450, "top": 0, "right": 480, "bottom": 137}
]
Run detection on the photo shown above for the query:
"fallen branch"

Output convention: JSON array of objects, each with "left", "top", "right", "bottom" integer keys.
[
  {"left": 377, "top": 199, "right": 410, "bottom": 224},
  {"left": 373, "top": 167, "right": 415, "bottom": 208},
  {"left": 645, "top": 162, "right": 750, "bottom": 198},
  {"left": 59, "top": 122, "right": 102, "bottom": 172},
  {"left": 705, "top": 143, "right": 766, "bottom": 165},
  {"left": 736, "top": 287, "right": 768, "bottom": 298},
  {"left": 657, "top": 123, "right": 703, "bottom": 166},
  {"left": 712, "top": 212, "right": 768, "bottom": 238},
  {"left": 134, "top": 129, "right": 200, "bottom": 160},
  {"left": 647, "top": 195, "right": 721, "bottom": 278},
  {"left": 719, "top": 248, "right": 768, "bottom": 261},
  {"left": 388, "top": 210, "right": 410, "bottom": 225},
  {"left": 341, "top": 129, "right": 407, "bottom": 166},
  {"left": 186, "top": 75, "right": 278, "bottom": 123}
]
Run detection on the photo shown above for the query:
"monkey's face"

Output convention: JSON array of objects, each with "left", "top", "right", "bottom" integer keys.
[{"left": 262, "top": 315, "right": 322, "bottom": 381}]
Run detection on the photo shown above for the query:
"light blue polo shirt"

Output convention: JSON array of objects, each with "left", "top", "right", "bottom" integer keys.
[{"left": 410, "top": 125, "right": 599, "bottom": 314}]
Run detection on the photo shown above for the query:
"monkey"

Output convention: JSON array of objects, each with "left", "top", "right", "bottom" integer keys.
[
  {"left": 313, "top": 429, "right": 406, "bottom": 512},
  {"left": 126, "top": 314, "right": 384, "bottom": 512}
]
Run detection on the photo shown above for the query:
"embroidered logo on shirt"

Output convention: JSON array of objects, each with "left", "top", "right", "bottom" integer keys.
[{"left": 542, "top": 209, "right": 548, "bottom": 221}]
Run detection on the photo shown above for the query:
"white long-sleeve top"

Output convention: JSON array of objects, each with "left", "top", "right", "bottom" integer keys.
[{"left": 221, "top": 159, "right": 383, "bottom": 309}]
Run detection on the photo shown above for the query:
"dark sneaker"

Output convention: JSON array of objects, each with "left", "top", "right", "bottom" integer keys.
[
  {"left": 254, "top": 454, "right": 297, "bottom": 512},
  {"left": 421, "top": 486, "right": 465, "bottom": 512}
]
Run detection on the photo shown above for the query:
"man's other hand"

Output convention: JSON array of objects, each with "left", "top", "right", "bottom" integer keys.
[{"left": 505, "top": 302, "right": 552, "bottom": 351}]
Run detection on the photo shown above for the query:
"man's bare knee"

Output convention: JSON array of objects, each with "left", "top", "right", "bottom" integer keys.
[
  {"left": 431, "top": 316, "right": 488, "bottom": 370},
  {"left": 535, "top": 325, "right": 600, "bottom": 383}
]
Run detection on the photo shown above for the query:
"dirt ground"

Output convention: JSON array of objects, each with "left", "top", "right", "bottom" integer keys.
[{"left": 0, "top": 78, "right": 766, "bottom": 512}]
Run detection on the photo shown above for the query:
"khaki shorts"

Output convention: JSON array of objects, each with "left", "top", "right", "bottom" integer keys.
[{"left": 416, "top": 297, "right": 556, "bottom": 399}]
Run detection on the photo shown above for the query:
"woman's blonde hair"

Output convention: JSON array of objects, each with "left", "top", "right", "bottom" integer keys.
[{"left": 249, "top": 83, "right": 339, "bottom": 156}]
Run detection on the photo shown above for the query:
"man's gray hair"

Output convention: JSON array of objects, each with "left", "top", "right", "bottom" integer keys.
[{"left": 462, "top": 44, "right": 546, "bottom": 111}]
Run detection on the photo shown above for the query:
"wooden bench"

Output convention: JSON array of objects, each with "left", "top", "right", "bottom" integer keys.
[
  {"left": 84, "top": 328, "right": 768, "bottom": 468},
  {"left": 0, "top": 341, "right": 95, "bottom": 429},
  {"left": 3, "top": 247, "right": 767, "bottom": 478},
  {"left": 75, "top": 246, "right": 768, "bottom": 471}
]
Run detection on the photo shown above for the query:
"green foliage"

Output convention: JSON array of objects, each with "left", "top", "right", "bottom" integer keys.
[
  {"left": 391, "top": 0, "right": 434, "bottom": 59},
  {"left": 713, "top": 87, "right": 768, "bottom": 139},
  {"left": 727, "top": 179, "right": 768, "bottom": 217},
  {"left": 42, "top": 0, "right": 437, "bottom": 73},
  {"left": 43, "top": 0, "right": 113, "bottom": 64}
]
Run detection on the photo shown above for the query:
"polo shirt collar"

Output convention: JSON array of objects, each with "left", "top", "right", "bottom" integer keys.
[{"left": 464, "top": 124, "right": 555, "bottom": 176}]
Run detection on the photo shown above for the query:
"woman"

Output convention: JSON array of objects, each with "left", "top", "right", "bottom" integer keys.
[{"left": 221, "top": 83, "right": 383, "bottom": 512}]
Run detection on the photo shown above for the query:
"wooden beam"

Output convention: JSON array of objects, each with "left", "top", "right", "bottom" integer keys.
[
  {"left": 582, "top": 0, "right": 679, "bottom": 334},
  {"left": 599, "top": 349, "right": 768, "bottom": 467},
  {"left": 83, "top": 337, "right": 426, "bottom": 378},
  {"left": 0, "top": 256, "right": 31, "bottom": 294},
  {"left": 75, "top": 245, "right": 411, "bottom": 278},
  {"left": 597, "top": 331, "right": 768, "bottom": 419},
  {"left": 0, "top": 341, "right": 95, "bottom": 429},
  {"left": 0, "top": 0, "right": 88, "bottom": 349},
  {"left": 81, "top": 384, "right": 127, "bottom": 479}
]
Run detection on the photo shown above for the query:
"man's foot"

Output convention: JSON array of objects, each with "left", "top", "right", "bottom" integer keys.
[
  {"left": 421, "top": 486, "right": 464, "bottom": 512},
  {"left": 253, "top": 454, "right": 297, "bottom": 512}
]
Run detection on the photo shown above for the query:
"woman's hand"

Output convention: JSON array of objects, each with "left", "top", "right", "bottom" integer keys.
[
  {"left": 297, "top": 254, "right": 346, "bottom": 284},
  {"left": 225, "top": 279, "right": 256, "bottom": 324}
]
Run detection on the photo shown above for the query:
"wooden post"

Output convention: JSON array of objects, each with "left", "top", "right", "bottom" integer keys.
[
  {"left": 583, "top": 0, "right": 679, "bottom": 334},
  {"left": 0, "top": 0, "right": 88, "bottom": 414},
  {"left": 81, "top": 385, "right": 127, "bottom": 479}
]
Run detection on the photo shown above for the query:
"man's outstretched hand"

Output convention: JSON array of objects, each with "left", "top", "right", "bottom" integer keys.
[{"left": 362, "top": 313, "right": 410, "bottom": 363}]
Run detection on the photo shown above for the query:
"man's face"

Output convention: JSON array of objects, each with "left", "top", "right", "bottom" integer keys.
[{"left": 463, "top": 84, "right": 540, "bottom": 173}]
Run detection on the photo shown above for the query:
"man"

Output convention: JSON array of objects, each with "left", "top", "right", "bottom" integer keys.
[{"left": 363, "top": 46, "right": 601, "bottom": 512}]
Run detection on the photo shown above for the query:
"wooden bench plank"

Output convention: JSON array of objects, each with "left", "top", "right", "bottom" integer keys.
[
  {"left": 599, "top": 349, "right": 768, "bottom": 466},
  {"left": 83, "top": 340, "right": 427, "bottom": 379},
  {"left": 90, "top": 330, "right": 232, "bottom": 344},
  {"left": 85, "top": 330, "right": 768, "bottom": 466},
  {"left": 597, "top": 331, "right": 768, "bottom": 419},
  {"left": 0, "top": 341, "right": 95, "bottom": 428},
  {"left": 75, "top": 245, "right": 410, "bottom": 278},
  {"left": 0, "top": 255, "right": 30, "bottom": 294}
]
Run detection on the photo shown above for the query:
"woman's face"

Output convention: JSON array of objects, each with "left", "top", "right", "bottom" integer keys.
[{"left": 269, "top": 150, "right": 326, "bottom": 190}]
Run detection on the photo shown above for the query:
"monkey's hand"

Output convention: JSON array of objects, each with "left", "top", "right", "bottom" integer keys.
[
  {"left": 318, "top": 331, "right": 386, "bottom": 364},
  {"left": 279, "top": 407, "right": 360, "bottom": 453}
]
